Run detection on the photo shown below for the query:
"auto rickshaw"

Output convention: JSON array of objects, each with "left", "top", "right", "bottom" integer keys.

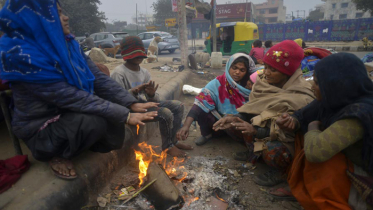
[{"left": 205, "top": 22, "right": 259, "bottom": 56}]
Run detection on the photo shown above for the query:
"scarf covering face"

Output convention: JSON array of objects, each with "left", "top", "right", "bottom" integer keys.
[
  {"left": 0, "top": 0, "right": 95, "bottom": 93},
  {"left": 194, "top": 53, "right": 255, "bottom": 119},
  {"left": 294, "top": 53, "right": 373, "bottom": 172}
]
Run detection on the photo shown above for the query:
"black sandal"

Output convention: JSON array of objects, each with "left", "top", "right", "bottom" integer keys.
[{"left": 49, "top": 158, "right": 77, "bottom": 180}]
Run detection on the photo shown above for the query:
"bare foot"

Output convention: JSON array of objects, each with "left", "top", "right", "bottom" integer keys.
[
  {"left": 175, "top": 142, "right": 194, "bottom": 150},
  {"left": 49, "top": 157, "right": 77, "bottom": 179},
  {"left": 167, "top": 146, "right": 187, "bottom": 157}
]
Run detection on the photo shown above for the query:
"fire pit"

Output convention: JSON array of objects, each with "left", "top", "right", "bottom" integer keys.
[{"left": 125, "top": 143, "right": 244, "bottom": 210}]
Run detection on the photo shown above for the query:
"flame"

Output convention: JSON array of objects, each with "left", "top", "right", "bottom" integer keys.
[
  {"left": 134, "top": 142, "right": 187, "bottom": 186},
  {"left": 136, "top": 124, "right": 140, "bottom": 135},
  {"left": 134, "top": 150, "right": 150, "bottom": 186},
  {"left": 216, "top": 193, "right": 227, "bottom": 203},
  {"left": 186, "top": 196, "right": 199, "bottom": 206}
]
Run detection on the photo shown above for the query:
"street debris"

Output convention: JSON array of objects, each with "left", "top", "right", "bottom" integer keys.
[
  {"left": 182, "top": 85, "right": 202, "bottom": 96},
  {"left": 97, "top": 196, "right": 108, "bottom": 207}
]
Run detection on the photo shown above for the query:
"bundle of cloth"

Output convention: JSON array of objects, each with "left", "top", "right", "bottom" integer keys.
[
  {"left": 301, "top": 47, "right": 332, "bottom": 79},
  {"left": 362, "top": 52, "right": 373, "bottom": 64}
]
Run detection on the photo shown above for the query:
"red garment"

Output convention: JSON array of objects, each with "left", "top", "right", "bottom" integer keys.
[
  {"left": 249, "top": 47, "right": 265, "bottom": 61},
  {"left": 0, "top": 155, "right": 30, "bottom": 194},
  {"left": 263, "top": 40, "right": 304, "bottom": 76},
  {"left": 304, "top": 47, "right": 332, "bottom": 59}
]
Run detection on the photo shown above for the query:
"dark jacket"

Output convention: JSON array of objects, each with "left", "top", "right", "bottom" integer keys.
[{"left": 11, "top": 56, "right": 137, "bottom": 140}]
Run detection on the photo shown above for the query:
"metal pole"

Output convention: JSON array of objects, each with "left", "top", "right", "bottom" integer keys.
[
  {"left": 211, "top": 0, "right": 217, "bottom": 52},
  {"left": 136, "top": 4, "right": 138, "bottom": 34},
  {"left": 244, "top": 0, "right": 248, "bottom": 22}
]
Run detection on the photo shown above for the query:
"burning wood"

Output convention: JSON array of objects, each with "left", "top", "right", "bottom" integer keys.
[
  {"left": 136, "top": 124, "right": 140, "bottom": 135},
  {"left": 142, "top": 163, "right": 184, "bottom": 210},
  {"left": 130, "top": 143, "right": 240, "bottom": 209}
]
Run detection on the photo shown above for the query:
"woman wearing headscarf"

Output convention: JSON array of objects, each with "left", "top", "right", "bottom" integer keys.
[
  {"left": 176, "top": 53, "right": 255, "bottom": 146},
  {"left": 213, "top": 40, "right": 315, "bottom": 187},
  {"left": 277, "top": 53, "right": 373, "bottom": 209},
  {"left": 0, "top": 0, "right": 158, "bottom": 179}
]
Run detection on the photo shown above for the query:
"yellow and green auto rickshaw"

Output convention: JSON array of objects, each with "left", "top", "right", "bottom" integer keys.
[{"left": 205, "top": 22, "right": 259, "bottom": 56}]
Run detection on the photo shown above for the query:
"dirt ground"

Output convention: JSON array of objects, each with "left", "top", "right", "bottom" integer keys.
[{"left": 94, "top": 70, "right": 302, "bottom": 210}]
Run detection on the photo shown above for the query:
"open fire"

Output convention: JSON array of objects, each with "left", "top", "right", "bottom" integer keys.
[
  {"left": 128, "top": 142, "right": 243, "bottom": 210},
  {"left": 133, "top": 142, "right": 196, "bottom": 206},
  {"left": 133, "top": 142, "right": 188, "bottom": 184}
]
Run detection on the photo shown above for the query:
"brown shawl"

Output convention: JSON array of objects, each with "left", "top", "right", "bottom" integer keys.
[{"left": 237, "top": 69, "right": 315, "bottom": 153}]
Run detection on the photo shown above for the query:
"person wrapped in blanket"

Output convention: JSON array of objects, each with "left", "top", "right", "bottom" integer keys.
[
  {"left": 0, "top": 0, "right": 158, "bottom": 180},
  {"left": 213, "top": 40, "right": 315, "bottom": 187},
  {"left": 301, "top": 47, "right": 332, "bottom": 79},
  {"left": 176, "top": 53, "right": 256, "bottom": 146},
  {"left": 277, "top": 53, "right": 373, "bottom": 209}
]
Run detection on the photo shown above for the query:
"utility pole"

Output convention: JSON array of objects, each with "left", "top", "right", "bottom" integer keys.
[
  {"left": 211, "top": 0, "right": 217, "bottom": 52},
  {"left": 244, "top": 0, "right": 248, "bottom": 22},
  {"left": 177, "top": 0, "right": 188, "bottom": 66},
  {"left": 136, "top": 4, "right": 138, "bottom": 34}
]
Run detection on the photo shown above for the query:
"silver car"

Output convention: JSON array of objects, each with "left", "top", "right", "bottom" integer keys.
[
  {"left": 138, "top": 31, "right": 179, "bottom": 54},
  {"left": 90, "top": 32, "right": 128, "bottom": 48}
]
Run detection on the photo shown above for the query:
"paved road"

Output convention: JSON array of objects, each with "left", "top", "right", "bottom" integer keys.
[{"left": 160, "top": 49, "right": 372, "bottom": 59}]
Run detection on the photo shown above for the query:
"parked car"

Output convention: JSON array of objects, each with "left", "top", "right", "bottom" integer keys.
[
  {"left": 138, "top": 31, "right": 179, "bottom": 54},
  {"left": 90, "top": 32, "right": 128, "bottom": 48},
  {"left": 75, "top": 36, "right": 86, "bottom": 42}
]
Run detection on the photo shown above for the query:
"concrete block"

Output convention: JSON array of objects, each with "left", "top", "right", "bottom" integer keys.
[
  {"left": 350, "top": 46, "right": 358, "bottom": 52},
  {"left": 335, "top": 46, "right": 343, "bottom": 51},
  {"left": 211, "top": 52, "right": 223, "bottom": 69},
  {"left": 358, "top": 46, "right": 365, "bottom": 51}
]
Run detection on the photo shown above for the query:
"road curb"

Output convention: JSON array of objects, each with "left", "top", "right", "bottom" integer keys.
[
  {"left": 187, "top": 45, "right": 373, "bottom": 52},
  {"left": 3, "top": 70, "right": 192, "bottom": 210}
]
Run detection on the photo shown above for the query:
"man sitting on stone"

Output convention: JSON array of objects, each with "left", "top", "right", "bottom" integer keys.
[{"left": 111, "top": 36, "right": 194, "bottom": 157}]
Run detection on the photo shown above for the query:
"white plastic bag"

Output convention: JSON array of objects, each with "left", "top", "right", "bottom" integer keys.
[{"left": 182, "top": 85, "right": 202, "bottom": 96}]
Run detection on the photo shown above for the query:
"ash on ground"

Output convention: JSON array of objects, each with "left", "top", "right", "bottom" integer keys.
[{"left": 95, "top": 155, "right": 277, "bottom": 210}]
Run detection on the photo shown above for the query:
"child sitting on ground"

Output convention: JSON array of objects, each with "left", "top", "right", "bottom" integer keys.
[
  {"left": 249, "top": 40, "right": 265, "bottom": 64},
  {"left": 264, "top": 40, "right": 273, "bottom": 54},
  {"left": 111, "top": 36, "right": 193, "bottom": 157}
]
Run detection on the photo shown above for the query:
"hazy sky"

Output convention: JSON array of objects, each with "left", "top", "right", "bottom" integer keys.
[{"left": 98, "top": 0, "right": 324, "bottom": 23}]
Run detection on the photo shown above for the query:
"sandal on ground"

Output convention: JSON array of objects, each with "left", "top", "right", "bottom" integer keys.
[
  {"left": 253, "top": 169, "right": 286, "bottom": 186},
  {"left": 49, "top": 158, "right": 77, "bottom": 180},
  {"left": 267, "top": 186, "right": 297, "bottom": 201},
  {"left": 195, "top": 136, "right": 211, "bottom": 146},
  {"left": 233, "top": 150, "right": 251, "bottom": 161}
]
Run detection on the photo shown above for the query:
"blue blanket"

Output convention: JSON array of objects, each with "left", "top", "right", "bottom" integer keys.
[{"left": 0, "top": 0, "right": 95, "bottom": 93}]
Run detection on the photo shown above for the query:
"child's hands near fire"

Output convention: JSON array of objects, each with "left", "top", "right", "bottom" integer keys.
[{"left": 144, "top": 80, "right": 159, "bottom": 98}]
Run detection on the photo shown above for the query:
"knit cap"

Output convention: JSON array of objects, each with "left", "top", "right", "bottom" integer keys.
[
  {"left": 263, "top": 40, "right": 304, "bottom": 76},
  {"left": 120, "top": 36, "right": 147, "bottom": 61}
]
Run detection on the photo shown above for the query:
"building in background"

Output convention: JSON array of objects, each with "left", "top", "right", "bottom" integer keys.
[
  {"left": 254, "top": 0, "right": 286, "bottom": 24},
  {"left": 322, "top": 0, "right": 371, "bottom": 20},
  {"left": 190, "top": 2, "right": 254, "bottom": 39},
  {"left": 132, "top": 13, "right": 154, "bottom": 27}
]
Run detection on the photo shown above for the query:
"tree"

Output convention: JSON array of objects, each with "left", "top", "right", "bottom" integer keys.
[
  {"left": 352, "top": 0, "right": 373, "bottom": 13},
  {"left": 0, "top": 0, "right": 5, "bottom": 8},
  {"left": 307, "top": 9, "right": 324, "bottom": 21},
  {"left": 60, "top": 0, "right": 106, "bottom": 36},
  {"left": 152, "top": 0, "right": 176, "bottom": 26},
  {"left": 105, "top": 21, "right": 128, "bottom": 32}
]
